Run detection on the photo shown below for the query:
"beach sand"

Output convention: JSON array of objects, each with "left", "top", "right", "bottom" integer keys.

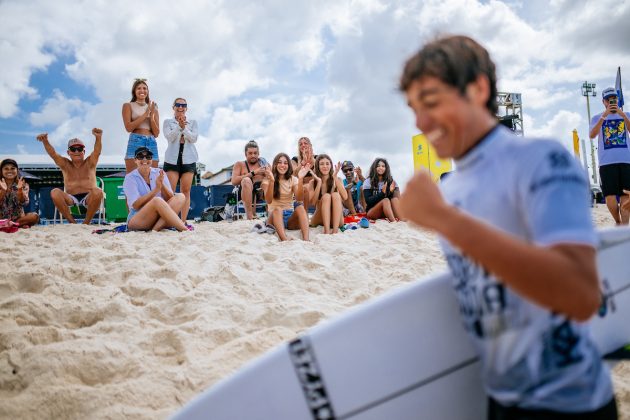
[{"left": 0, "top": 204, "right": 627, "bottom": 419}]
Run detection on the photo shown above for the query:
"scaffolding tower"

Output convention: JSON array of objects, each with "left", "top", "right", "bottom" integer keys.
[{"left": 496, "top": 92, "right": 524, "bottom": 136}]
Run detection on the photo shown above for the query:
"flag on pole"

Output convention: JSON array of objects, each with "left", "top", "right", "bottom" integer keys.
[{"left": 616, "top": 66, "right": 624, "bottom": 109}]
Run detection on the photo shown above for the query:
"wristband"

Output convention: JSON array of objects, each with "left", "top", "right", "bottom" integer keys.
[{"left": 250, "top": 171, "right": 255, "bottom": 177}]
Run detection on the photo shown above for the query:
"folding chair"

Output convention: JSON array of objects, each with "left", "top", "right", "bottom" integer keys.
[
  {"left": 53, "top": 177, "right": 106, "bottom": 224},
  {"left": 233, "top": 185, "right": 267, "bottom": 220}
]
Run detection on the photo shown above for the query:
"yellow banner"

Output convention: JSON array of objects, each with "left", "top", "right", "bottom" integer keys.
[
  {"left": 572, "top": 129, "right": 580, "bottom": 160},
  {"left": 412, "top": 134, "right": 452, "bottom": 182}
]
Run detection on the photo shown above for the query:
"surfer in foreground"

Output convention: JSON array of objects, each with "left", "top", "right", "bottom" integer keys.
[{"left": 399, "top": 35, "right": 617, "bottom": 419}]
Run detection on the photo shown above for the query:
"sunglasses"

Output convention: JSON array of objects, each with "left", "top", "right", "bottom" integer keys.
[
  {"left": 174, "top": 103, "right": 187, "bottom": 108},
  {"left": 135, "top": 153, "right": 153, "bottom": 160},
  {"left": 68, "top": 146, "right": 85, "bottom": 152},
  {"left": 342, "top": 167, "right": 354, "bottom": 173}
]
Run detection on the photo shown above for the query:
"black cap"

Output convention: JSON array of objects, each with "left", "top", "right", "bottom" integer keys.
[
  {"left": 134, "top": 146, "right": 153, "bottom": 158},
  {"left": 0, "top": 158, "right": 18, "bottom": 171}
]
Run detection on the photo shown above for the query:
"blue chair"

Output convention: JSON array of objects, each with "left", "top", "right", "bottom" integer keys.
[{"left": 187, "top": 185, "right": 209, "bottom": 220}]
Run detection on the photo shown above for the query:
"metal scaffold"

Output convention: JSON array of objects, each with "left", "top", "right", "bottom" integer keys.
[{"left": 497, "top": 92, "right": 524, "bottom": 136}]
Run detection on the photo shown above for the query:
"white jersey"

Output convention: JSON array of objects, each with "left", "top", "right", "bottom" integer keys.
[{"left": 439, "top": 125, "right": 612, "bottom": 411}]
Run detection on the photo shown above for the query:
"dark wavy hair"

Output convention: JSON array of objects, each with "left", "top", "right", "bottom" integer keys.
[
  {"left": 271, "top": 153, "right": 293, "bottom": 200},
  {"left": 368, "top": 157, "right": 393, "bottom": 191},
  {"left": 399, "top": 35, "right": 498, "bottom": 114},
  {"left": 314, "top": 154, "right": 334, "bottom": 200},
  {"left": 130, "top": 79, "right": 150, "bottom": 103}
]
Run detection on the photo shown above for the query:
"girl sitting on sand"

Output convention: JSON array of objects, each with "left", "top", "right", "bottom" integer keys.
[
  {"left": 362, "top": 157, "right": 403, "bottom": 222},
  {"left": 261, "top": 153, "right": 309, "bottom": 241},
  {"left": 0, "top": 159, "right": 39, "bottom": 226},
  {"left": 123, "top": 147, "right": 188, "bottom": 232},
  {"left": 308, "top": 154, "right": 347, "bottom": 234}
]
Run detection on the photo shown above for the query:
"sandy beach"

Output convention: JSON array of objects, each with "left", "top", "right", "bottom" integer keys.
[{"left": 0, "top": 204, "right": 628, "bottom": 419}]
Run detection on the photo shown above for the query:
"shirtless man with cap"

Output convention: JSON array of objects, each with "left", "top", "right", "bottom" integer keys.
[{"left": 36, "top": 129, "right": 104, "bottom": 224}]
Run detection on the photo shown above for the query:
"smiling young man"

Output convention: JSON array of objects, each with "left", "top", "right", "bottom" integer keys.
[
  {"left": 36, "top": 129, "right": 104, "bottom": 224},
  {"left": 399, "top": 36, "right": 616, "bottom": 419}
]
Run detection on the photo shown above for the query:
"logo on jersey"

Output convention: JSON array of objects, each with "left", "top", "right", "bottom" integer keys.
[{"left": 602, "top": 119, "right": 628, "bottom": 150}]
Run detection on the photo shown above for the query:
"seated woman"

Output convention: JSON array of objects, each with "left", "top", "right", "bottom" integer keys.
[
  {"left": 0, "top": 159, "right": 39, "bottom": 226},
  {"left": 261, "top": 153, "right": 309, "bottom": 241},
  {"left": 308, "top": 154, "right": 347, "bottom": 234},
  {"left": 363, "top": 157, "right": 403, "bottom": 222},
  {"left": 123, "top": 147, "right": 188, "bottom": 232}
]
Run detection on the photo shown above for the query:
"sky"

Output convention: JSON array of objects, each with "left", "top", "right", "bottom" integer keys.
[{"left": 1, "top": 0, "right": 629, "bottom": 187}]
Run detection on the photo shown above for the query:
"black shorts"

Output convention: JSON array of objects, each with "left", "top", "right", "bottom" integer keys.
[
  {"left": 487, "top": 397, "right": 617, "bottom": 420},
  {"left": 599, "top": 163, "right": 630, "bottom": 196},
  {"left": 238, "top": 181, "right": 264, "bottom": 201},
  {"left": 163, "top": 161, "right": 196, "bottom": 174}
]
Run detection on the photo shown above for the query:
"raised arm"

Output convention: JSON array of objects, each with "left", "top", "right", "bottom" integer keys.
[
  {"left": 296, "top": 167, "right": 310, "bottom": 202},
  {"left": 163, "top": 119, "right": 182, "bottom": 143},
  {"left": 122, "top": 103, "right": 148, "bottom": 133},
  {"left": 36, "top": 133, "right": 67, "bottom": 168},
  {"left": 309, "top": 175, "right": 322, "bottom": 204},
  {"left": 183, "top": 119, "right": 198, "bottom": 143},
  {"left": 148, "top": 102, "right": 160, "bottom": 137},
  {"left": 335, "top": 177, "right": 348, "bottom": 201},
  {"left": 87, "top": 128, "right": 103, "bottom": 166},
  {"left": 262, "top": 167, "right": 275, "bottom": 204},
  {"left": 401, "top": 157, "right": 600, "bottom": 322},
  {"left": 159, "top": 170, "right": 174, "bottom": 201}
]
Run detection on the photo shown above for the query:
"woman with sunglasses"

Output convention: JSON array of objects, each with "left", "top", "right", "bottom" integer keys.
[
  {"left": 123, "top": 147, "right": 188, "bottom": 232},
  {"left": 308, "top": 154, "right": 347, "bottom": 234},
  {"left": 122, "top": 79, "right": 160, "bottom": 173},
  {"left": 163, "top": 98, "right": 198, "bottom": 224},
  {"left": 0, "top": 159, "right": 39, "bottom": 227}
]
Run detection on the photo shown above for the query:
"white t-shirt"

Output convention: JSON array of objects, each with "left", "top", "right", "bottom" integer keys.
[{"left": 439, "top": 125, "right": 612, "bottom": 411}]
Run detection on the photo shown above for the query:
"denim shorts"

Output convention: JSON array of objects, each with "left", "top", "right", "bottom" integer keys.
[
  {"left": 127, "top": 207, "right": 138, "bottom": 224},
  {"left": 281, "top": 202, "right": 303, "bottom": 228},
  {"left": 125, "top": 133, "right": 159, "bottom": 160}
]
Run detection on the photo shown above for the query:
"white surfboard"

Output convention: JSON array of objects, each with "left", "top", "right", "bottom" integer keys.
[{"left": 172, "top": 228, "right": 630, "bottom": 420}]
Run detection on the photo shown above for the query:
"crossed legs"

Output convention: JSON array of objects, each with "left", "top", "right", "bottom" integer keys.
[{"left": 128, "top": 194, "right": 187, "bottom": 231}]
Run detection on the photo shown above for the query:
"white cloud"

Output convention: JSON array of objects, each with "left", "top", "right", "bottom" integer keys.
[
  {"left": 1, "top": 0, "right": 630, "bottom": 181},
  {"left": 29, "top": 89, "right": 88, "bottom": 127}
]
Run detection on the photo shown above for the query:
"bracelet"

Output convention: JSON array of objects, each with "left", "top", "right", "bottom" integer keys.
[{"left": 250, "top": 171, "right": 255, "bottom": 177}]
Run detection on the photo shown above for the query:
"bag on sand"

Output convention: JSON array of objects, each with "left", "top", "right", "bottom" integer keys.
[{"left": 201, "top": 206, "right": 225, "bottom": 222}]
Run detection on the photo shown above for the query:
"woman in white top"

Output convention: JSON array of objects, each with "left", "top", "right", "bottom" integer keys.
[
  {"left": 122, "top": 79, "right": 160, "bottom": 173},
  {"left": 123, "top": 146, "right": 187, "bottom": 232},
  {"left": 308, "top": 154, "right": 347, "bottom": 234},
  {"left": 162, "top": 98, "right": 199, "bottom": 223},
  {"left": 262, "top": 153, "right": 309, "bottom": 241}
]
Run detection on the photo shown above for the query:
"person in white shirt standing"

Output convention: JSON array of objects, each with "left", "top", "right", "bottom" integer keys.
[
  {"left": 589, "top": 87, "right": 630, "bottom": 225},
  {"left": 399, "top": 35, "right": 616, "bottom": 419},
  {"left": 163, "top": 98, "right": 199, "bottom": 223}
]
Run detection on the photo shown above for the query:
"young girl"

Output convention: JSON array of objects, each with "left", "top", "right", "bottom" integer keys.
[
  {"left": 163, "top": 97, "right": 199, "bottom": 223},
  {"left": 262, "top": 153, "right": 309, "bottom": 241},
  {"left": 122, "top": 79, "right": 160, "bottom": 173},
  {"left": 308, "top": 154, "right": 347, "bottom": 234},
  {"left": 0, "top": 159, "right": 39, "bottom": 226},
  {"left": 362, "top": 157, "right": 402, "bottom": 222}
]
